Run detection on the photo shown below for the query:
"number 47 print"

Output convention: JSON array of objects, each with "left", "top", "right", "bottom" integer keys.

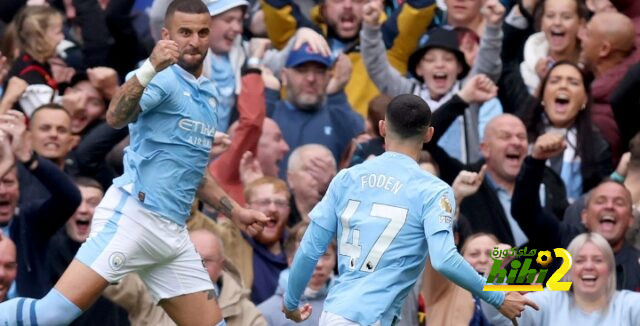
[{"left": 339, "top": 200, "right": 408, "bottom": 273}]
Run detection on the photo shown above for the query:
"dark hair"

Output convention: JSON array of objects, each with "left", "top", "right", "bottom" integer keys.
[
  {"left": 386, "top": 94, "right": 431, "bottom": 139},
  {"left": 367, "top": 94, "right": 392, "bottom": 137},
  {"left": 165, "top": 0, "right": 209, "bottom": 22},
  {"left": 533, "top": 0, "right": 589, "bottom": 31},
  {"left": 629, "top": 132, "right": 640, "bottom": 169},
  {"left": 74, "top": 176, "right": 104, "bottom": 192},
  {"left": 523, "top": 61, "right": 600, "bottom": 188}
]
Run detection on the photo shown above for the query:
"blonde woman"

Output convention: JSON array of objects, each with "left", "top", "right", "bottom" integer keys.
[
  {"left": 483, "top": 232, "right": 640, "bottom": 325},
  {"left": 1, "top": 6, "right": 65, "bottom": 116}
]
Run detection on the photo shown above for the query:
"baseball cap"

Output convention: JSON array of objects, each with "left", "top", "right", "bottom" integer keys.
[
  {"left": 204, "top": 0, "right": 249, "bottom": 17},
  {"left": 285, "top": 43, "right": 332, "bottom": 68}
]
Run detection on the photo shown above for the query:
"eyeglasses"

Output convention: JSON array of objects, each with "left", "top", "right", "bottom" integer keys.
[{"left": 250, "top": 199, "right": 290, "bottom": 209}]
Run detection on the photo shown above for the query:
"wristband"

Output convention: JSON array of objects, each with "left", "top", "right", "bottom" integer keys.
[
  {"left": 610, "top": 171, "right": 625, "bottom": 183},
  {"left": 135, "top": 59, "right": 157, "bottom": 87},
  {"left": 247, "top": 57, "right": 261, "bottom": 67}
]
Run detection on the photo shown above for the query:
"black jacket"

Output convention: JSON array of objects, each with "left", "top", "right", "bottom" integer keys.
[
  {"left": 425, "top": 96, "right": 568, "bottom": 246},
  {"left": 11, "top": 157, "right": 81, "bottom": 298},
  {"left": 512, "top": 156, "right": 640, "bottom": 291},
  {"left": 610, "top": 61, "right": 640, "bottom": 148},
  {"left": 48, "top": 230, "right": 130, "bottom": 325}
]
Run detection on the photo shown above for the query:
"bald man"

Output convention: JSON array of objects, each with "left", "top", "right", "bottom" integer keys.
[
  {"left": 189, "top": 229, "right": 268, "bottom": 326},
  {"left": 425, "top": 114, "right": 568, "bottom": 246},
  {"left": 0, "top": 235, "right": 17, "bottom": 302},
  {"left": 104, "top": 229, "right": 268, "bottom": 326},
  {"left": 286, "top": 144, "right": 337, "bottom": 226},
  {"left": 579, "top": 11, "right": 640, "bottom": 162}
]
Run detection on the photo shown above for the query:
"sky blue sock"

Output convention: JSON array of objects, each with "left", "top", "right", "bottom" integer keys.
[{"left": 0, "top": 288, "right": 82, "bottom": 325}]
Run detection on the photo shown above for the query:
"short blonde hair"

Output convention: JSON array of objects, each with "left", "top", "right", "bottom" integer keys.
[
  {"left": 563, "top": 233, "right": 616, "bottom": 303},
  {"left": 243, "top": 176, "right": 291, "bottom": 203},
  {"left": 15, "top": 6, "right": 63, "bottom": 62}
]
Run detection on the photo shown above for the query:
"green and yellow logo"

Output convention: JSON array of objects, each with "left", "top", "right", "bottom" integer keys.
[{"left": 483, "top": 247, "right": 573, "bottom": 292}]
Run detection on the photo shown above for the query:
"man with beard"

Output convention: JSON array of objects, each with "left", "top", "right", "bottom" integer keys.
[
  {"left": 259, "top": 0, "right": 436, "bottom": 116},
  {"left": 268, "top": 45, "right": 363, "bottom": 176},
  {"left": 203, "top": 177, "right": 291, "bottom": 304},
  {"left": 511, "top": 132, "right": 640, "bottom": 291},
  {"left": 0, "top": 0, "right": 267, "bottom": 325}
]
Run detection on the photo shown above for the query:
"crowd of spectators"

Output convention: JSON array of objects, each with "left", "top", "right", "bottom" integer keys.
[{"left": 0, "top": 0, "right": 639, "bottom": 324}]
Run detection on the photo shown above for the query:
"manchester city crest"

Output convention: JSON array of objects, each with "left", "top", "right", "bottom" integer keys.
[{"left": 109, "top": 252, "right": 126, "bottom": 271}]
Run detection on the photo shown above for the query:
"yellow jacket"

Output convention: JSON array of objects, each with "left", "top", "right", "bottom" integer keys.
[{"left": 260, "top": 0, "right": 437, "bottom": 116}]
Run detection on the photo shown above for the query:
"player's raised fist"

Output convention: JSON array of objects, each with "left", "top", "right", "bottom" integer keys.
[
  {"left": 531, "top": 132, "right": 566, "bottom": 160},
  {"left": 236, "top": 207, "right": 270, "bottom": 236},
  {"left": 362, "top": 0, "right": 383, "bottom": 27},
  {"left": 150, "top": 40, "right": 180, "bottom": 72}
]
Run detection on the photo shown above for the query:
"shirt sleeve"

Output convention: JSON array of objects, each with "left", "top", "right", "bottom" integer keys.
[
  {"left": 139, "top": 78, "right": 168, "bottom": 112},
  {"left": 426, "top": 229, "right": 505, "bottom": 309},
  {"left": 422, "top": 187, "right": 456, "bottom": 236},
  {"left": 423, "top": 187, "right": 504, "bottom": 308},
  {"left": 284, "top": 220, "right": 335, "bottom": 311},
  {"left": 308, "top": 169, "right": 346, "bottom": 232},
  {"left": 125, "top": 69, "right": 168, "bottom": 112}
]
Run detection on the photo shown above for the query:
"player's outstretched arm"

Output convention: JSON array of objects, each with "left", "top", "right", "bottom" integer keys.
[
  {"left": 282, "top": 221, "right": 334, "bottom": 322},
  {"left": 106, "top": 40, "right": 179, "bottom": 129},
  {"left": 197, "top": 170, "right": 269, "bottom": 235}
]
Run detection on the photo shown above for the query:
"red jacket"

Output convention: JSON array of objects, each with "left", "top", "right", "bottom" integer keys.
[
  {"left": 590, "top": 49, "right": 640, "bottom": 164},
  {"left": 209, "top": 72, "right": 266, "bottom": 206}
]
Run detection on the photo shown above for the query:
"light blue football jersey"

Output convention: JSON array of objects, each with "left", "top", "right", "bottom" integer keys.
[
  {"left": 310, "top": 151, "right": 457, "bottom": 325},
  {"left": 113, "top": 65, "right": 220, "bottom": 225}
]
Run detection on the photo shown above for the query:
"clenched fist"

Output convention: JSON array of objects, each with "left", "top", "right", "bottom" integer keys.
[
  {"left": 481, "top": 0, "right": 506, "bottom": 27},
  {"left": 458, "top": 74, "right": 498, "bottom": 104},
  {"left": 149, "top": 40, "right": 180, "bottom": 72},
  {"left": 531, "top": 132, "right": 566, "bottom": 161},
  {"left": 362, "top": 0, "right": 383, "bottom": 27}
]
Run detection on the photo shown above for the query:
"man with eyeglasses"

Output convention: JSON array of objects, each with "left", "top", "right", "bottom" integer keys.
[
  {"left": 203, "top": 176, "right": 292, "bottom": 305},
  {"left": 242, "top": 176, "right": 292, "bottom": 304}
]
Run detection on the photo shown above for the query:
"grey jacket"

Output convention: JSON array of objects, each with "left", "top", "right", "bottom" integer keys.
[{"left": 360, "top": 23, "right": 503, "bottom": 163}]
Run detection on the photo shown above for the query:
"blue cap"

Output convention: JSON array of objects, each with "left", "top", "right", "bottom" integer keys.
[
  {"left": 204, "top": 0, "right": 249, "bottom": 16},
  {"left": 285, "top": 43, "right": 332, "bottom": 68}
]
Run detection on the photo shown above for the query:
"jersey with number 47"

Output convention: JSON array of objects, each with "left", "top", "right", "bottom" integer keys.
[{"left": 310, "top": 151, "right": 456, "bottom": 325}]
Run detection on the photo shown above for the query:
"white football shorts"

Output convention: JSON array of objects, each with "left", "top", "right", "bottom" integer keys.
[{"left": 76, "top": 185, "right": 213, "bottom": 302}]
